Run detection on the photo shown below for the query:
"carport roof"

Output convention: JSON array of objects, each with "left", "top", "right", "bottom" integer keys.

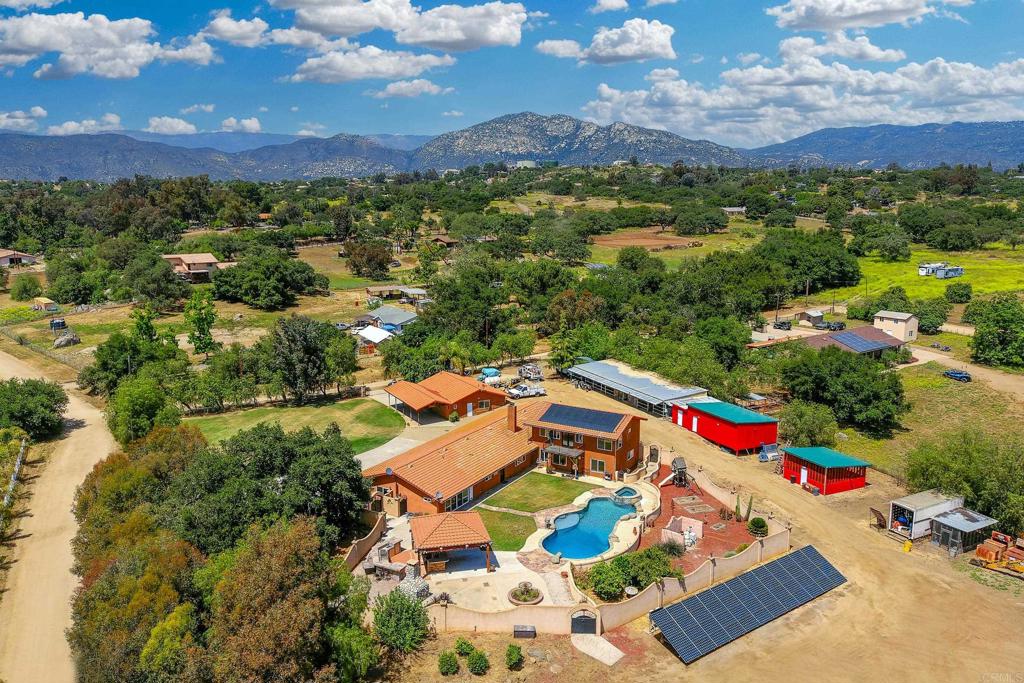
[
  {"left": 410, "top": 512, "right": 491, "bottom": 551},
  {"left": 784, "top": 446, "right": 868, "bottom": 469},
  {"left": 566, "top": 360, "right": 705, "bottom": 405}
]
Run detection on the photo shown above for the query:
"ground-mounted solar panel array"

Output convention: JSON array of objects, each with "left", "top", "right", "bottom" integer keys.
[
  {"left": 832, "top": 331, "right": 891, "bottom": 354},
  {"left": 539, "top": 404, "right": 623, "bottom": 434},
  {"left": 650, "top": 545, "right": 846, "bottom": 664}
]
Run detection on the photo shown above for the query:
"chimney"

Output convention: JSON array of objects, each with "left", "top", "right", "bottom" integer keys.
[{"left": 507, "top": 403, "right": 518, "bottom": 432}]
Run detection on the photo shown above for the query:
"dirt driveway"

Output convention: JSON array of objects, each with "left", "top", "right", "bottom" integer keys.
[
  {"left": 528, "top": 381, "right": 1024, "bottom": 682},
  {"left": 908, "top": 346, "right": 1024, "bottom": 401},
  {"left": 0, "top": 351, "right": 116, "bottom": 683}
]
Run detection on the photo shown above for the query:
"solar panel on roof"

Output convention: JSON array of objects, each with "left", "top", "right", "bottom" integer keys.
[
  {"left": 539, "top": 404, "right": 623, "bottom": 434},
  {"left": 651, "top": 546, "right": 846, "bottom": 665},
  {"left": 832, "top": 330, "right": 890, "bottom": 354}
]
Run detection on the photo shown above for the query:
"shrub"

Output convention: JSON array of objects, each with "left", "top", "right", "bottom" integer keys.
[
  {"left": 736, "top": 543, "right": 750, "bottom": 553},
  {"left": 454, "top": 636, "right": 475, "bottom": 657},
  {"left": 438, "top": 650, "right": 459, "bottom": 676},
  {"left": 0, "top": 377, "right": 69, "bottom": 440},
  {"left": 10, "top": 274, "right": 42, "bottom": 301},
  {"left": 747, "top": 517, "right": 769, "bottom": 537},
  {"left": 372, "top": 589, "right": 430, "bottom": 655},
  {"left": 658, "top": 540, "right": 684, "bottom": 557},
  {"left": 586, "top": 561, "right": 627, "bottom": 601},
  {"left": 505, "top": 643, "right": 524, "bottom": 670},
  {"left": 467, "top": 649, "right": 489, "bottom": 675},
  {"left": 448, "top": 411, "right": 460, "bottom": 423},
  {"left": 945, "top": 282, "right": 973, "bottom": 304}
]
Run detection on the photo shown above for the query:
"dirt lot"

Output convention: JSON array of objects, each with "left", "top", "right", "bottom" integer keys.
[
  {"left": 592, "top": 227, "right": 700, "bottom": 251},
  {"left": 478, "top": 379, "right": 1024, "bottom": 682}
]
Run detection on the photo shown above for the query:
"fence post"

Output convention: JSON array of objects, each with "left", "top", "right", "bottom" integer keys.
[{"left": 0, "top": 438, "right": 28, "bottom": 536}]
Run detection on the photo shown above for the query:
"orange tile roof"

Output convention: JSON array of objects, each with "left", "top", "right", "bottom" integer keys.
[
  {"left": 410, "top": 512, "right": 491, "bottom": 551},
  {"left": 385, "top": 380, "right": 447, "bottom": 412},
  {"left": 161, "top": 253, "right": 219, "bottom": 265},
  {"left": 364, "top": 402, "right": 548, "bottom": 501},
  {"left": 418, "top": 371, "right": 505, "bottom": 405}
]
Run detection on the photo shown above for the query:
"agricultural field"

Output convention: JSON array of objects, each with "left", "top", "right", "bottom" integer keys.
[
  {"left": 588, "top": 222, "right": 767, "bottom": 268},
  {"left": 821, "top": 246, "right": 1024, "bottom": 303},
  {"left": 839, "top": 362, "right": 1024, "bottom": 476},
  {"left": 184, "top": 397, "right": 405, "bottom": 451},
  {"left": 489, "top": 191, "right": 668, "bottom": 216},
  {"left": 295, "top": 245, "right": 418, "bottom": 290}
]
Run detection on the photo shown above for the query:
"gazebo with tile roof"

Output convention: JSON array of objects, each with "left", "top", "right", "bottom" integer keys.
[{"left": 409, "top": 511, "right": 494, "bottom": 575}]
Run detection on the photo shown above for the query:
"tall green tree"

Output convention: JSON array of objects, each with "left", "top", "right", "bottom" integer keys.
[{"left": 184, "top": 289, "right": 219, "bottom": 358}]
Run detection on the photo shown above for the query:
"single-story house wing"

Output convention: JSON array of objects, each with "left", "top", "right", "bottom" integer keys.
[
  {"left": 0, "top": 249, "right": 36, "bottom": 267},
  {"left": 384, "top": 370, "right": 506, "bottom": 421},
  {"left": 369, "top": 305, "right": 418, "bottom": 332}
]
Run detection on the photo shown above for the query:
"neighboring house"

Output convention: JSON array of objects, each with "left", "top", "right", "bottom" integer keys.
[
  {"left": 514, "top": 160, "right": 538, "bottom": 169},
  {"left": 355, "top": 326, "right": 393, "bottom": 354},
  {"left": 384, "top": 370, "right": 507, "bottom": 420},
  {"left": 0, "top": 249, "right": 36, "bottom": 267},
  {"left": 365, "top": 285, "right": 405, "bottom": 299},
  {"left": 368, "top": 305, "right": 418, "bottom": 333},
  {"left": 722, "top": 207, "right": 746, "bottom": 217},
  {"left": 873, "top": 310, "right": 919, "bottom": 343},
  {"left": 918, "top": 262, "right": 946, "bottom": 276},
  {"left": 802, "top": 326, "right": 905, "bottom": 358},
  {"left": 429, "top": 235, "right": 460, "bottom": 249},
  {"left": 161, "top": 253, "right": 222, "bottom": 283},
  {"left": 365, "top": 401, "right": 643, "bottom": 514}
]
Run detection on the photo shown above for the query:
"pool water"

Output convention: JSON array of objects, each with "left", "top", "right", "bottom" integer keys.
[
  {"left": 615, "top": 487, "right": 638, "bottom": 497},
  {"left": 542, "top": 498, "right": 636, "bottom": 560}
]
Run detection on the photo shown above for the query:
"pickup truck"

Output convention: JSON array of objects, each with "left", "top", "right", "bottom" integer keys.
[{"left": 507, "top": 383, "right": 547, "bottom": 399}]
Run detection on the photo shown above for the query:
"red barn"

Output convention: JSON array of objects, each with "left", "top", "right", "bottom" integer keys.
[
  {"left": 671, "top": 400, "right": 778, "bottom": 455},
  {"left": 782, "top": 447, "right": 869, "bottom": 495}
]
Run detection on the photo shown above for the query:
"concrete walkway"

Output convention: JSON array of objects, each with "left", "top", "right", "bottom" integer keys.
[{"left": 570, "top": 634, "right": 624, "bottom": 666}]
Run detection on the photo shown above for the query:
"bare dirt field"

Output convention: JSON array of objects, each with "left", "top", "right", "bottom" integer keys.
[
  {"left": 451, "top": 380, "right": 1024, "bottom": 683},
  {"left": 0, "top": 350, "right": 116, "bottom": 683},
  {"left": 592, "top": 228, "right": 699, "bottom": 251}
]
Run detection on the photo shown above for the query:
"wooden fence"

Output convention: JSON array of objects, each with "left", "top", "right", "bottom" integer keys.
[{"left": 0, "top": 439, "right": 28, "bottom": 537}]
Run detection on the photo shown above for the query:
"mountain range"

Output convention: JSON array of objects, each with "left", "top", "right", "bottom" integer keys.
[{"left": 2, "top": 114, "right": 1022, "bottom": 182}]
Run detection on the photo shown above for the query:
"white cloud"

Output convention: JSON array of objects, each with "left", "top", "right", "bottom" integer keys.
[
  {"left": 766, "top": 0, "right": 974, "bottom": 31},
  {"left": 543, "top": 18, "right": 675, "bottom": 65},
  {"left": 297, "top": 122, "right": 326, "bottom": 136},
  {"left": 258, "top": 106, "right": 269, "bottom": 112},
  {"left": 0, "top": 0, "right": 64, "bottom": 10},
  {"left": 645, "top": 67, "right": 679, "bottom": 82},
  {"left": 737, "top": 52, "right": 763, "bottom": 65},
  {"left": 590, "top": 0, "right": 629, "bottom": 14},
  {"left": 290, "top": 106, "right": 300, "bottom": 112},
  {"left": 203, "top": 10, "right": 269, "bottom": 47},
  {"left": 442, "top": 110, "right": 464, "bottom": 117},
  {"left": 645, "top": 0, "right": 679, "bottom": 5},
  {"left": 689, "top": 53, "right": 704, "bottom": 64},
  {"left": 780, "top": 32, "right": 905, "bottom": 62},
  {"left": 395, "top": 2, "right": 529, "bottom": 51},
  {"left": 582, "top": 53, "right": 1024, "bottom": 147},
  {"left": 180, "top": 103, "right": 215, "bottom": 114},
  {"left": 221, "top": 116, "right": 261, "bottom": 133},
  {"left": 0, "top": 105, "right": 46, "bottom": 132},
  {"left": 144, "top": 116, "right": 198, "bottom": 134},
  {"left": 47, "top": 112, "right": 120, "bottom": 135},
  {"left": 290, "top": 45, "right": 455, "bottom": 83},
  {"left": 0, "top": 12, "right": 215, "bottom": 79},
  {"left": 370, "top": 78, "right": 453, "bottom": 98}
]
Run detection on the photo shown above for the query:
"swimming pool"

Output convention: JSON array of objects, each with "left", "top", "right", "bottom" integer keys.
[
  {"left": 615, "top": 487, "right": 638, "bottom": 497},
  {"left": 542, "top": 497, "right": 637, "bottom": 560}
]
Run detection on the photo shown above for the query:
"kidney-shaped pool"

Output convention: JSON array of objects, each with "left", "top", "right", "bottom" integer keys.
[{"left": 542, "top": 497, "right": 637, "bottom": 560}]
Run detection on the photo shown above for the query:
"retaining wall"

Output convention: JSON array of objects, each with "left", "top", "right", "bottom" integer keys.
[{"left": 341, "top": 511, "right": 386, "bottom": 571}]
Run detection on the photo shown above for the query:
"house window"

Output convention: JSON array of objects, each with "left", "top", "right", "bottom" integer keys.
[
  {"left": 444, "top": 487, "right": 473, "bottom": 512},
  {"left": 591, "top": 459, "right": 606, "bottom": 474},
  {"left": 627, "top": 449, "right": 634, "bottom": 461},
  {"left": 375, "top": 486, "right": 391, "bottom": 495},
  {"left": 479, "top": 400, "right": 491, "bottom": 410},
  {"left": 539, "top": 428, "right": 549, "bottom": 438},
  {"left": 575, "top": 433, "right": 583, "bottom": 444},
  {"left": 549, "top": 430, "right": 561, "bottom": 440},
  {"left": 597, "top": 438, "right": 613, "bottom": 452},
  {"left": 539, "top": 450, "right": 548, "bottom": 463},
  {"left": 514, "top": 455, "right": 526, "bottom": 466},
  {"left": 617, "top": 439, "right": 623, "bottom": 449},
  {"left": 552, "top": 453, "right": 568, "bottom": 466}
]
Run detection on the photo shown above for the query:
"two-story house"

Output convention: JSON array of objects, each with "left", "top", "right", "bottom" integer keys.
[{"left": 521, "top": 403, "right": 644, "bottom": 480}]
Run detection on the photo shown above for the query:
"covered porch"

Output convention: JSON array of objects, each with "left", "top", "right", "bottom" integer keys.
[
  {"left": 409, "top": 511, "right": 495, "bottom": 577},
  {"left": 541, "top": 444, "right": 585, "bottom": 478}
]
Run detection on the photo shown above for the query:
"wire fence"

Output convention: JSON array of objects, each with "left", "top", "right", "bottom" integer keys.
[{"left": 0, "top": 439, "right": 28, "bottom": 537}]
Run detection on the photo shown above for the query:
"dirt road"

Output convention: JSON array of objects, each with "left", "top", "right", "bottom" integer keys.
[
  {"left": 537, "top": 380, "right": 1024, "bottom": 682},
  {"left": 0, "top": 351, "right": 116, "bottom": 683},
  {"left": 909, "top": 345, "right": 1024, "bottom": 401}
]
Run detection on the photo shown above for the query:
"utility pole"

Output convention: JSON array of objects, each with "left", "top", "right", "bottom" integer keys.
[
  {"left": 805, "top": 278, "right": 810, "bottom": 307},
  {"left": 775, "top": 293, "right": 783, "bottom": 322}
]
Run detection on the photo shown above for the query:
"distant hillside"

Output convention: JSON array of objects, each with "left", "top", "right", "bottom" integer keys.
[
  {"left": 748, "top": 122, "right": 1024, "bottom": 170},
  {"left": 119, "top": 131, "right": 304, "bottom": 153},
  {"left": 412, "top": 112, "right": 745, "bottom": 168},
  {"left": 366, "top": 134, "right": 436, "bottom": 151}
]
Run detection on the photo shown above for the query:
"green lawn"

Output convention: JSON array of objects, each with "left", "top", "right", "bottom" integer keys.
[
  {"left": 482, "top": 472, "right": 597, "bottom": 513},
  {"left": 185, "top": 398, "right": 405, "bottom": 451},
  {"left": 822, "top": 246, "right": 1024, "bottom": 304},
  {"left": 839, "top": 362, "right": 1024, "bottom": 476},
  {"left": 477, "top": 509, "right": 538, "bottom": 551}
]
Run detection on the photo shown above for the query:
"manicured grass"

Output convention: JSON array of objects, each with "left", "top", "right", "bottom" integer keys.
[
  {"left": 477, "top": 508, "right": 537, "bottom": 552},
  {"left": 185, "top": 398, "right": 405, "bottom": 450},
  {"left": 839, "top": 362, "right": 1024, "bottom": 476},
  {"left": 483, "top": 472, "right": 597, "bottom": 513},
  {"left": 822, "top": 246, "right": 1024, "bottom": 303}
]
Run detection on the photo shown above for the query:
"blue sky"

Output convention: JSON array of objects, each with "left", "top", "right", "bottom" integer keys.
[{"left": 1, "top": 0, "right": 1023, "bottom": 146}]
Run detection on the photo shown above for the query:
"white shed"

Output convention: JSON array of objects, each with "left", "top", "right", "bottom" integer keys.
[{"left": 888, "top": 489, "right": 964, "bottom": 541}]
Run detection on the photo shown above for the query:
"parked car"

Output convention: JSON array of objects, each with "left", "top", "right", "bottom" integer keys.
[
  {"left": 518, "top": 364, "right": 543, "bottom": 381},
  {"left": 943, "top": 369, "right": 972, "bottom": 383},
  {"left": 389, "top": 260, "right": 402, "bottom": 268},
  {"left": 772, "top": 321, "right": 792, "bottom": 330},
  {"left": 827, "top": 321, "right": 846, "bottom": 331},
  {"left": 813, "top": 322, "right": 830, "bottom": 330},
  {"left": 507, "top": 383, "right": 546, "bottom": 399},
  {"left": 334, "top": 322, "right": 351, "bottom": 331}
]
